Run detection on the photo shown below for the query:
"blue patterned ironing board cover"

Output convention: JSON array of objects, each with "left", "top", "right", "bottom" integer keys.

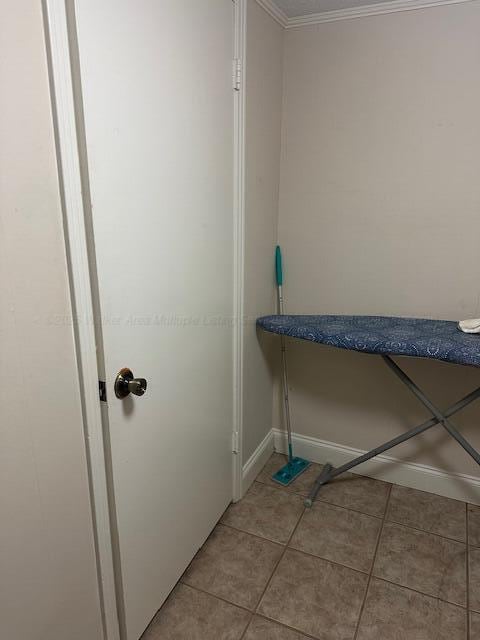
[{"left": 257, "top": 315, "right": 480, "bottom": 368}]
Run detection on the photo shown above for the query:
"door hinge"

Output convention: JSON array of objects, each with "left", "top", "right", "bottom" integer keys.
[
  {"left": 99, "top": 380, "right": 107, "bottom": 403},
  {"left": 232, "top": 431, "right": 240, "bottom": 454},
  {"left": 233, "top": 58, "right": 241, "bottom": 91}
]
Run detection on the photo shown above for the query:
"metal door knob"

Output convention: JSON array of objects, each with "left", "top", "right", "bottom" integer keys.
[{"left": 114, "top": 368, "right": 147, "bottom": 399}]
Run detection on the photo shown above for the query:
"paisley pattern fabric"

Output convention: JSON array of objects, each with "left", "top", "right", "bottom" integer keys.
[{"left": 257, "top": 315, "right": 480, "bottom": 368}]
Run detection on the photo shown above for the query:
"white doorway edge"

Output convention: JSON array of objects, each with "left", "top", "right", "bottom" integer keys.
[
  {"left": 232, "top": 0, "right": 248, "bottom": 503},
  {"left": 44, "top": 1, "right": 248, "bottom": 637},
  {"left": 43, "top": 2, "right": 120, "bottom": 639}
]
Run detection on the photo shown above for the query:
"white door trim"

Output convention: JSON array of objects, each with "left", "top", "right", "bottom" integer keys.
[
  {"left": 44, "top": 1, "right": 247, "bottom": 636},
  {"left": 232, "top": 0, "right": 247, "bottom": 503},
  {"left": 42, "top": 2, "right": 120, "bottom": 639}
]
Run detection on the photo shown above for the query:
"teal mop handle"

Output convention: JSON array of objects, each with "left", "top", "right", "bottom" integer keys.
[
  {"left": 275, "top": 245, "right": 283, "bottom": 287},
  {"left": 276, "top": 246, "right": 294, "bottom": 462}
]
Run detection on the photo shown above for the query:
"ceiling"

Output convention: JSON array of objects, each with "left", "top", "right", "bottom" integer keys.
[{"left": 273, "top": 0, "right": 400, "bottom": 18}]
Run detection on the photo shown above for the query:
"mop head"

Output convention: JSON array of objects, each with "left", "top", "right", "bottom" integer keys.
[{"left": 272, "top": 456, "right": 310, "bottom": 486}]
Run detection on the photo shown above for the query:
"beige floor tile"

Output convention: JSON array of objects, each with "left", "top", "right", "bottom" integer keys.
[
  {"left": 469, "top": 546, "right": 480, "bottom": 612},
  {"left": 356, "top": 578, "right": 466, "bottom": 640},
  {"left": 182, "top": 524, "right": 282, "bottom": 610},
  {"left": 258, "top": 549, "right": 368, "bottom": 640},
  {"left": 469, "top": 505, "right": 480, "bottom": 548},
  {"left": 289, "top": 501, "right": 381, "bottom": 572},
  {"left": 316, "top": 473, "right": 391, "bottom": 517},
  {"left": 221, "top": 482, "right": 304, "bottom": 544},
  {"left": 141, "top": 583, "right": 250, "bottom": 640},
  {"left": 151, "top": 453, "right": 473, "bottom": 639},
  {"left": 374, "top": 522, "right": 466, "bottom": 606},
  {"left": 471, "top": 612, "right": 480, "bottom": 638},
  {"left": 257, "top": 454, "right": 390, "bottom": 517},
  {"left": 244, "top": 616, "right": 311, "bottom": 640},
  {"left": 387, "top": 485, "right": 466, "bottom": 542}
]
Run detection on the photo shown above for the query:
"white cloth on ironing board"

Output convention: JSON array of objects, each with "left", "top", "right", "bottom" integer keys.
[{"left": 458, "top": 318, "right": 480, "bottom": 334}]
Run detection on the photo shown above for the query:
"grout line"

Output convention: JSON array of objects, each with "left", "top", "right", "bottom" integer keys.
[
  {"left": 220, "top": 521, "right": 290, "bottom": 547},
  {"left": 221, "top": 520, "right": 373, "bottom": 576},
  {"left": 374, "top": 576, "right": 468, "bottom": 611},
  {"left": 256, "top": 476, "right": 390, "bottom": 519},
  {"left": 255, "top": 476, "right": 391, "bottom": 520},
  {"left": 467, "top": 504, "right": 480, "bottom": 550},
  {"left": 353, "top": 483, "right": 393, "bottom": 640},
  {"left": 221, "top": 513, "right": 375, "bottom": 577},
  {"left": 238, "top": 506, "right": 307, "bottom": 640},
  {"left": 185, "top": 560, "right": 470, "bottom": 625},
  {"left": 234, "top": 484, "right": 470, "bottom": 605},
  {"left": 182, "top": 586, "right": 255, "bottom": 640},
  {"left": 253, "top": 506, "right": 307, "bottom": 614},
  {"left": 467, "top": 503, "right": 471, "bottom": 640},
  {"left": 282, "top": 544, "right": 370, "bottom": 576},
  {"left": 258, "top": 477, "right": 469, "bottom": 544},
  {"left": 285, "top": 537, "right": 470, "bottom": 609},
  {"left": 384, "top": 519, "right": 468, "bottom": 545},
  {"left": 238, "top": 615, "right": 254, "bottom": 640},
  {"left": 183, "top": 477, "right": 470, "bottom": 640},
  {"left": 255, "top": 613, "right": 321, "bottom": 640},
  {"left": 155, "top": 454, "right": 474, "bottom": 638},
  {"left": 225, "top": 515, "right": 441, "bottom": 586},
  {"left": 180, "top": 582, "right": 254, "bottom": 615},
  {"left": 314, "top": 499, "right": 384, "bottom": 520},
  {"left": 223, "top": 492, "right": 470, "bottom": 612}
]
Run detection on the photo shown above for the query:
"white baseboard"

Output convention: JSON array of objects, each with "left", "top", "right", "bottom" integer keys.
[
  {"left": 273, "top": 428, "right": 480, "bottom": 505},
  {"left": 241, "top": 430, "right": 275, "bottom": 496}
]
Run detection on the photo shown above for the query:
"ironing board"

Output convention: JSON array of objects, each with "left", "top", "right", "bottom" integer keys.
[{"left": 257, "top": 314, "right": 480, "bottom": 506}]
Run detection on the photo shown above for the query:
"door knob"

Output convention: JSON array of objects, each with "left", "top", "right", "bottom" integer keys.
[{"left": 114, "top": 368, "right": 148, "bottom": 399}]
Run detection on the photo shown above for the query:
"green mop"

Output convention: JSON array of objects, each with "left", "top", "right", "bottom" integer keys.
[{"left": 272, "top": 246, "right": 311, "bottom": 486}]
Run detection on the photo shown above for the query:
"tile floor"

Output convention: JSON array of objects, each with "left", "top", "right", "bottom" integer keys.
[{"left": 142, "top": 453, "right": 480, "bottom": 640}]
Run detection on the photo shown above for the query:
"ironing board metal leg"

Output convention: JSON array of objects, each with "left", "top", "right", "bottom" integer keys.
[
  {"left": 305, "top": 360, "right": 480, "bottom": 506},
  {"left": 304, "top": 464, "right": 333, "bottom": 508},
  {"left": 382, "top": 355, "right": 480, "bottom": 467},
  {"left": 304, "top": 420, "right": 438, "bottom": 507},
  {"left": 440, "top": 421, "right": 480, "bottom": 465}
]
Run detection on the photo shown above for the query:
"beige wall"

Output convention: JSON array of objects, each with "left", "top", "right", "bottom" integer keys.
[
  {"left": 275, "top": 2, "right": 480, "bottom": 476},
  {"left": 0, "top": 3, "right": 104, "bottom": 638},
  {"left": 243, "top": 0, "right": 284, "bottom": 463}
]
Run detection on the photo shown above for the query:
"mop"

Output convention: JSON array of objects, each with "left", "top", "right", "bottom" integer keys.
[{"left": 272, "top": 245, "right": 311, "bottom": 486}]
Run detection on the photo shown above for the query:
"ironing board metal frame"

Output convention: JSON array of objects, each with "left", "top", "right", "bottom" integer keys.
[{"left": 305, "top": 354, "right": 480, "bottom": 507}]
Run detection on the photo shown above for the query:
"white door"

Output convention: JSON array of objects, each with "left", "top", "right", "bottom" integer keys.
[{"left": 73, "top": 2, "right": 235, "bottom": 638}]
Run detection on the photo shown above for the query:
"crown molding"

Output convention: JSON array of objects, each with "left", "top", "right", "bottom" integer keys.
[
  {"left": 256, "top": 0, "right": 475, "bottom": 29},
  {"left": 287, "top": 0, "right": 475, "bottom": 27},
  {"left": 255, "top": 0, "right": 289, "bottom": 26}
]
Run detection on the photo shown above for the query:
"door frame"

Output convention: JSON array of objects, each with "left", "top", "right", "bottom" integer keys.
[
  {"left": 232, "top": 0, "right": 247, "bottom": 503},
  {"left": 43, "top": 1, "right": 247, "bottom": 638}
]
